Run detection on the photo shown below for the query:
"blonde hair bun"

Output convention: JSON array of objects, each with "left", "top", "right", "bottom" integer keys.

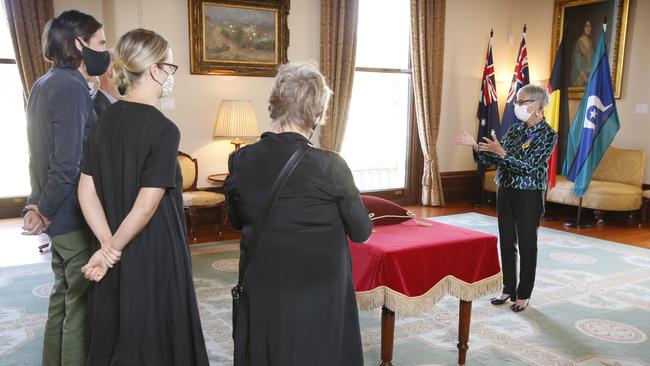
[{"left": 112, "top": 28, "right": 169, "bottom": 95}]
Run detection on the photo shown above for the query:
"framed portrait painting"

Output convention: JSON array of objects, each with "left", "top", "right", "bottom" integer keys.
[
  {"left": 551, "top": 0, "right": 630, "bottom": 99},
  {"left": 189, "top": 0, "right": 290, "bottom": 76}
]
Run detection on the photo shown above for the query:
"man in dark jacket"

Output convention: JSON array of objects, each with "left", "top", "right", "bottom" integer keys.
[
  {"left": 93, "top": 54, "right": 120, "bottom": 118},
  {"left": 22, "top": 10, "right": 110, "bottom": 366}
]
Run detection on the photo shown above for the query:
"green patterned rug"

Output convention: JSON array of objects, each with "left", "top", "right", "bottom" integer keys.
[{"left": 1, "top": 213, "right": 649, "bottom": 365}]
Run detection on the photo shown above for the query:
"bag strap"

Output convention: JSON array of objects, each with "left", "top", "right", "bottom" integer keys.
[{"left": 239, "top": 144, "right": 310, "bottom": 286}]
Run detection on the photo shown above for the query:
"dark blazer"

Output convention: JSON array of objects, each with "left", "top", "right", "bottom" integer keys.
[
  {"left": 25, "top": 67, "right": 96, "bottom": 236},
  {"left": 224, "top": 131, "right": 372, "bottom": 366}
]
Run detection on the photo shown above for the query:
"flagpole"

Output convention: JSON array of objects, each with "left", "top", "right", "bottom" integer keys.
[{"left": 564, "top": 198, "right": 592, "bottom": 228}]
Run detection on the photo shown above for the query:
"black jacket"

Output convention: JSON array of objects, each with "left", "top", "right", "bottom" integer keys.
[{"left": 224, "top": 132, "right": 372, "bottom": 365}]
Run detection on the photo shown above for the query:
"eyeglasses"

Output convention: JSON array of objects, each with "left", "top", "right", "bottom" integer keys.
[
  {"left": 515, "top": 99, "right": 534, "bottom": 106},
  {"left": 158, "top": 62, "right": 179, "bottom": 75}
]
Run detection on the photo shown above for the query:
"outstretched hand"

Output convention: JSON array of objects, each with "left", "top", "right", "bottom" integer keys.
[{"left": 452, "top": 130, "right": 477, "bottom": 147}]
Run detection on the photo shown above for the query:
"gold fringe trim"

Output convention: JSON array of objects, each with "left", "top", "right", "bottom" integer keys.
[{"left": 355, "top": 272, "right": 503, "bottom": 317}]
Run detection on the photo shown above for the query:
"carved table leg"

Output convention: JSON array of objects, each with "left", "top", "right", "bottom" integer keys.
[
  {"left": 380, "top": 306, "right": 395, "bottom": 366},
  {"left": 457, "top": 300, "right": 473, "bottom": 365}
]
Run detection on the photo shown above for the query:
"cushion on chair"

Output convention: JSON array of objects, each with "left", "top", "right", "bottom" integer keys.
[
  {"left": 360, "top": 195, "right": 415, "bottom": 225},
  {"left": 546, "top": 176, "right": 642, "bottom": 211},
  {"left": 178, "top": 155, "right": 196, "bottom": 190},
  {"left": 643, "top": 190, "right": 650, "bottom": 199},
  {"left": 182, "top": 191, "right": 225, "bottom": 207}
]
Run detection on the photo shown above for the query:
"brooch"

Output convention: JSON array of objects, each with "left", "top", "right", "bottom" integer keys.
[{"left": 522, "top": 133, "right": 537, "bottom": 150}]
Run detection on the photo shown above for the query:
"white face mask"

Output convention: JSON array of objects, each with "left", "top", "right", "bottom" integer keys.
[
  {"left": 152, "top": 66, "right": 175, "bottom": 98},
  {"left": 160, "top": 74, "right": 174, "bottom": 98},
  {"left": 514, "top": 103, "right": 533, "bottom": 122}
]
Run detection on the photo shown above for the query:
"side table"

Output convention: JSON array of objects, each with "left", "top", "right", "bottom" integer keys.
[{"left": 207, "top": 173, "right": 228, "bottom": 188}]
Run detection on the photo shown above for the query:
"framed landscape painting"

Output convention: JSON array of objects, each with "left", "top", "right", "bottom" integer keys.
[
  {"left": 189, "top": 0, "right": 290, "bottom": 76},
  {"left": 550, "top": 0, "right": 630, "bottom": 99}
]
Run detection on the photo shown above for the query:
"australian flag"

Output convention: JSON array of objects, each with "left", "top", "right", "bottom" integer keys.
[
  {"left": 499, "top": 29, "right": 529, "bottom": 138},
  {"left": 563, "top": 25, "right": 620, "bottom": 197},
  {"left": 475, "top": 31, "right": 500, "bottom": 175}
]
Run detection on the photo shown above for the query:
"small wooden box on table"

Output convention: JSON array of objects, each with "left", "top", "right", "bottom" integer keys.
[{"left": 349, "top": 219, "right": 501, "bottom": 365}]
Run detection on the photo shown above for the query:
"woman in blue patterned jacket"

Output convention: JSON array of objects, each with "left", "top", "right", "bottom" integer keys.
[{"left": 454, "top": 84, "right": 557, "bottom": 312}]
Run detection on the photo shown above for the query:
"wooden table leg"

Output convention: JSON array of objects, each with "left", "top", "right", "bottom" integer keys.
[
  {"left": 380, "top": 306, "right": 395, "bottom": 366},
  {"left": 457, "top": 300, "right": 472, "bottom": 365}
]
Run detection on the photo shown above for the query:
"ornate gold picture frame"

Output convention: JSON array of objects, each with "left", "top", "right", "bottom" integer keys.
[
  {"left": 550, "top": 0, "right": 629, "bottom": 99},
  {"left": 188, "top": 0, "right": 290, "bottom": 76}
]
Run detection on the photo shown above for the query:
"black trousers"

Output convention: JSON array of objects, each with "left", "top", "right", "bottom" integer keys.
[{"left": 497, "top": 186, "right": 545, "bottom": 300}]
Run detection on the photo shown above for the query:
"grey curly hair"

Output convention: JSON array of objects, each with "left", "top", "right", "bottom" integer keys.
[{"left": 268, "top": 62, "right": 332, "bottom": 135}]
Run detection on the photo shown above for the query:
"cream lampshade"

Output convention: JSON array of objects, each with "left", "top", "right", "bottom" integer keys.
[{"left": 214, "top": 100, "right": 260, "bottom": 150}]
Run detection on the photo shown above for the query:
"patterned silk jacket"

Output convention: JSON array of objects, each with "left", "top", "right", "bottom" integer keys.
[{"left": 478, "top": 119, "right": 558, "bottom": 191}]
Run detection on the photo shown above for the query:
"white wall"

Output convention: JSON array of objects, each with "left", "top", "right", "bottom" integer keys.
[
  {"left": 55, "top": 0, "right": 321, "bottom": 188},
  {"left": 53, "top": 0, "right": 103, "bottom": 23},
  {"left": 439, "top": 0, "right": 650, "bottom": 184}
]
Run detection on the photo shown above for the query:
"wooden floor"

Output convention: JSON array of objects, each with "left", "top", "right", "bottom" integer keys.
[{"left": 2, "top": 200, "right": 648, "bottom": 268}]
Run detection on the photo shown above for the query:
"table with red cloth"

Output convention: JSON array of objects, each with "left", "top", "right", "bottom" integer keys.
[{"left": 349, "top": 218, "right": 501, "bottom": 366}]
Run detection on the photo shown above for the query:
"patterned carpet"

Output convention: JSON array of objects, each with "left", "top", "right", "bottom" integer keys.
[{"left": 1, "top": 213, "right": 649, "bottom": 365}]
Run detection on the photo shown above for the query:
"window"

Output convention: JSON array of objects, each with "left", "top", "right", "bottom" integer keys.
[
  {"left": 340, "top": 0, "right": 418, "bottom": 198},
  {"left": 0, "top": 2, "right": 30, "bottom": 199}
]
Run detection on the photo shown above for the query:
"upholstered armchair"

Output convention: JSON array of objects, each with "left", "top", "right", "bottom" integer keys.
[
  {"left": 177, "top": 151, "right": 226, "bottom": 242},
  {"left": 546, "top": 147, "right": 646, "bottom": 224}
]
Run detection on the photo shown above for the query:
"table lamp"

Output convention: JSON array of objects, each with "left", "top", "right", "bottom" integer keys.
[{"left": 214, "top": 100, "right": 259, "bottom": 150}]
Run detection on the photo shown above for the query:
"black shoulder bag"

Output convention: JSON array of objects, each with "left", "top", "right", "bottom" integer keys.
[{"left": 231, "top": 144, "right": 310, "bottom": 364}]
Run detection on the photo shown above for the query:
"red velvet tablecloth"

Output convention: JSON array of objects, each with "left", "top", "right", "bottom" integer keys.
[{"left": 349, "top": 218, "right": 501, "bottom": 316}]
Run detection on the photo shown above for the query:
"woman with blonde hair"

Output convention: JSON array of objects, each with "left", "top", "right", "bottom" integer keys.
[
  {"left": 78, "top": 28, "right": 209, "bottom": 365},
  {"left": 224, "top": 62, "right": 372, "bottom": 365}
]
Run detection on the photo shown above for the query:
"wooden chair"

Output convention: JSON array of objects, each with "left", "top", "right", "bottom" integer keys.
[{"left": 177, "top": 151, "right": 226, "bottom": 243}]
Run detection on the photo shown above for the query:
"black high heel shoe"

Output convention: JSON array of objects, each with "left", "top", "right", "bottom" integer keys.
[
  {"left": 510, "top": 298, "right": 530, "bottom": 312},
  {"left": 490, "top": 294, "right": 515, "bottom": 305}
]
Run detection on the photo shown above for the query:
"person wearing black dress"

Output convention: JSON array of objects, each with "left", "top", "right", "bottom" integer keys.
[
  {"left": 224, "top": 62, "right": 373, "bottom": 366},
  {"left": 77, "top": 29, "right": 209, "bottom": 365}
]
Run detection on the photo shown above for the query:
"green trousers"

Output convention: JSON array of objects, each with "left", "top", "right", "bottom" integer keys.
[{"left": 42, "top": 229, "right": 92, "bottom": 366}]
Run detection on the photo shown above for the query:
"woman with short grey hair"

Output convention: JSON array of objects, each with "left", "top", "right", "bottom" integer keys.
[
  {"left": 224, "top": 62, "right": 372, "bottom": 365},
  {"left": 454, "top": 83, "right": 557, "bottom": 312},
  {"left": 268, "top": 61, "right": 332, "bottom": 136}
]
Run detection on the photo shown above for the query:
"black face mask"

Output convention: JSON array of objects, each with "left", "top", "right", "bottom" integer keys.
[{"left": 81, "top": 43, "right": 110, "bottom": 76}]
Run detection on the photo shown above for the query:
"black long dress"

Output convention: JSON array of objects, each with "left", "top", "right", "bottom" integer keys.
[
  {"left": 224, "top": 132, "right": 373, "bottom": 366},
  {"left": 81, "top": 100, "right": 209, "bottom": 366}
]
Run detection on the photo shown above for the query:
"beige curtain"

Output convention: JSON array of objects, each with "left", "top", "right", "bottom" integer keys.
[
  {"left": 410, "top": 0, "right": 446, "bottom": 206},
  {"left": 3, "top": 0, "right": 53, "bottom": 101},
  {"left": 319, "top": 0, "right": 359, "bottom": 152}
]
